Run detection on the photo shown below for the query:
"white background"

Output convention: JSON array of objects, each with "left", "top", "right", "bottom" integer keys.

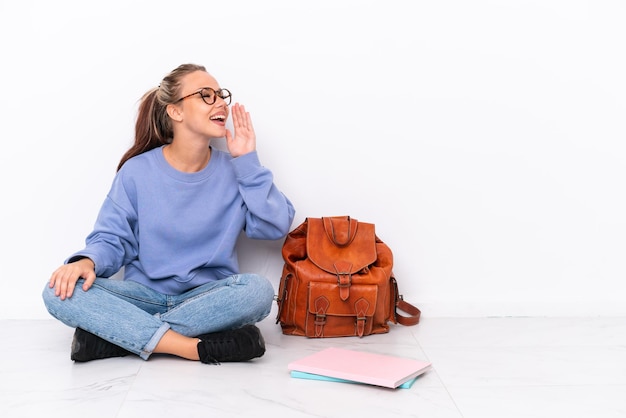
[{"left": 1, "top": 0, "right": 624, "bottom": 319}]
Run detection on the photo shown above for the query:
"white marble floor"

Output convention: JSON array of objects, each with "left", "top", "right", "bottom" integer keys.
[{"left": 2, "top": 312, "right": 625, "bottom": 418}]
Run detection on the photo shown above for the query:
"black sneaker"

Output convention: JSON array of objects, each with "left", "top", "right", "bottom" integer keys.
[
  {"left": 71, "top": 328, "right": 132, "bottom": 362},
  {"left": 197, "top": 324, "right": 266, "bottom": 365}
]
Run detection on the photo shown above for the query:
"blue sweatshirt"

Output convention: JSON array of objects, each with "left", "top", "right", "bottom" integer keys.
[{"left": 67, "top": 146, "right": 295, "bottom": 295}]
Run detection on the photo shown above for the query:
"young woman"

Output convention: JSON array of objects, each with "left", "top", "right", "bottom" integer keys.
[{"left": 42, "top": 63, "right": 295, "bottom": 364}]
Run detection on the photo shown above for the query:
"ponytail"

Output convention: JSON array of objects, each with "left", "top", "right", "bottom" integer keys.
[
  {"left": 117, "top": 88, "right": 171, "bottom": 171},
  {"left": 117, "top": 63, "right": 207, "bottom": 171}
]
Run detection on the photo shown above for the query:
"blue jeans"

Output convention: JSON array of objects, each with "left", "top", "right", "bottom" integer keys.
[{"left": 42, "top": 274, "right": 274, "bottom": 360}]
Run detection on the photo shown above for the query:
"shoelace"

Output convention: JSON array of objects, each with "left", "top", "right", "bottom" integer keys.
[{"left": 198, "top": 337, "right": 241, "bottom": 365}]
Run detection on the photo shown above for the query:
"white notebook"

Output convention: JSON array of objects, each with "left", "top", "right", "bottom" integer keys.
[{"left": 287, "top": 347, "right": 431, "bottom": 389}]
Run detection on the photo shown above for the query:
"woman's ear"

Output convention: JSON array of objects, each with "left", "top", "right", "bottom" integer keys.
[{"left": 166, "top": 104, "right": 183, "bottom": 122}]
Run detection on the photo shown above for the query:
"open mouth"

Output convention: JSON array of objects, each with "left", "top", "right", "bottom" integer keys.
[{"left": 210, "top": 114, "right": 226, "bottom": 122}]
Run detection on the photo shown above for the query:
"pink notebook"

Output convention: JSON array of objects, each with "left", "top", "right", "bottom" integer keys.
[{"left": 287, "top": 347, "right": 431, "bottom": 389}]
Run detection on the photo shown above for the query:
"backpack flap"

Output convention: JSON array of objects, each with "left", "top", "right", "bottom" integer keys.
[{"left": 306, "top": 217, "right": 377, "bottom": 301}]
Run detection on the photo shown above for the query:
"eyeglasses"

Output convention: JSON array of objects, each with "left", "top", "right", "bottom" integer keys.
[{"left": 175, "top": 87, "right": 232, "bottom": 106}]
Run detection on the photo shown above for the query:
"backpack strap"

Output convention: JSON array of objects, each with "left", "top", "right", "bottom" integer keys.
[{"left": 391, "top": 276, "right": 421, "bottom": 326}]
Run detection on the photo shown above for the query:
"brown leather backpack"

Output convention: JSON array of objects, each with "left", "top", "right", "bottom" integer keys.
[{"left": 276, "top": 216, "right": 421, "bottom": 337}]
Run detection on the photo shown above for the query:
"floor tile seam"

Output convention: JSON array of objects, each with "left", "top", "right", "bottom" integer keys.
[
  {"left": 112, "top": 363, "right": 143, "bottom": 417},
  {"left": 439, "top": 383, "right": 466, "bottom": 417},
  {"left": 439, "top": 382, "right": 626, "bottom": 389},
  {"left": 425, "top": 316, "right": 626, "bottom": 319},
  {"left": 417, "top": 344, "right": 626, "bottom": 349}
]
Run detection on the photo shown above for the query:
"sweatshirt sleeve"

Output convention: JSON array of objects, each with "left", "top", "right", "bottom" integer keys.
[
  {"left": 231, "top": 151, "right": 295, "bottom": 240},
  {"left": 65, "top": 172, "right": 139, "bottom": 278}
]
